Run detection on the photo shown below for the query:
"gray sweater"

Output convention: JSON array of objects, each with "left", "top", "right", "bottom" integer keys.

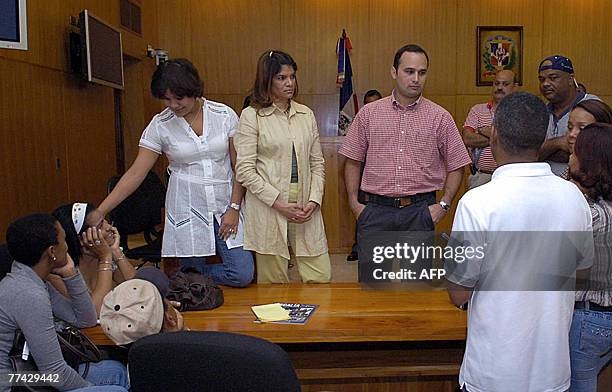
[{"left": 0, "top": 262, "right": 97, "bottom": 391}]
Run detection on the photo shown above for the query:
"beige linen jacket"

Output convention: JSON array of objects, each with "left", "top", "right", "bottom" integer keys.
[{"left": 236, "top": 101, "right": 328, "bottom": 259}]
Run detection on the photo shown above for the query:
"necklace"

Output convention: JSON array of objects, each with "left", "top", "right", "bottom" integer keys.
[{"left": 186, "top": 99, "right": 202, "bottom": 129}]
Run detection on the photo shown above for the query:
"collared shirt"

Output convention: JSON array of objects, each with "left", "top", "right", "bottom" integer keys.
[
  {"left": 140, "top": 98, "right": 244, "bottom": 257},
  {"left": 545, "top": 93, "right": 599, "bottom": 175},
  {"left": 236, "top": 101, "right": 327, "bottom": 259},
  {"left": 576, "top": 197, "right": 612, "bottom": 306},
  {"left": 339, "top": 93, "right": 470, "bottom": 197},
  {"left": 463, "top": 102, "right": 497, "bottom": 172},
  {"left": 447, "top": 162, "right": 593, "bottom": 392}
]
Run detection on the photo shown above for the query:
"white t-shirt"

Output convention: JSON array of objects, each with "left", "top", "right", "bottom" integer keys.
[{"left": 447, "top": 163, "right": 593, "bottom": 392}]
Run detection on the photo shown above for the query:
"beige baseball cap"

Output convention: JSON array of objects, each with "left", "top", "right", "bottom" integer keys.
[{"left": 100, "top": 279, "right": 164, "bottom": 345}]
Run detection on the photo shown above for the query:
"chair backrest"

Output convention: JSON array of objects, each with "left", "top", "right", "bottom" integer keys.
[
  {"left": 0, "top": 244, "right": 12, "bottom": 281},
  {"left": 128, "top": 331, "right": 301, "bottom": 392},
  {"left": 108, "top": 171, "right": 166, "bottom": 239}
]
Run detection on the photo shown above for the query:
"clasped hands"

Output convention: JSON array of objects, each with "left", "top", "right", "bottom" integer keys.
[
  {"left": 79, "top": 226, "right": 116, "bottom": 260},
  {"left": 273, "top": 200, "right": 319, "bottom": 223}
]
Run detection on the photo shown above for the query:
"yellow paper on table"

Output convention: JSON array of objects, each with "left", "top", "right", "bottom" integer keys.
[{"left": 251, "top": 303, "right": 291, "bottom": 322}]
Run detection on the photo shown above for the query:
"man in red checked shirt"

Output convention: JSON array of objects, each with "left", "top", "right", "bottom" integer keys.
[
  {"left": 339, "top": 44, "right": 471, "bottom": 281},
  {"left": 463, "top": 69, "right": 517, "bottom": 189}
]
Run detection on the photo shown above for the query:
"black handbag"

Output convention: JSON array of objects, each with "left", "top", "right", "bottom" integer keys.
[
  {"left": 8, "top": 319, "right": 102, "bottom": 392},
  {"left": 167, "top": 268, "right": 224, "bottom": 311}
]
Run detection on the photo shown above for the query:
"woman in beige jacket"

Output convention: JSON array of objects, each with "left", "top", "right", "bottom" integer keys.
[{"left": 236, "top": 50, "right": 331, "bottom": 283}]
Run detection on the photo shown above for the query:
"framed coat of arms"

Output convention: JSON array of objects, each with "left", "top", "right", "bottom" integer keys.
[{"left": 477, "top": 26, "right": 523, "bottom": 86}]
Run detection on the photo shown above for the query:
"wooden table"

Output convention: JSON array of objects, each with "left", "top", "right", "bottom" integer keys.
[{"left": 85, "top": 283, "right": 467, "bottom": 391}]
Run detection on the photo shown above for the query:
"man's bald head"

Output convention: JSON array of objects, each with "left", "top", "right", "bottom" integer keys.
[{"left": 492, "top": 70, "right": 517, "bottom": 104}]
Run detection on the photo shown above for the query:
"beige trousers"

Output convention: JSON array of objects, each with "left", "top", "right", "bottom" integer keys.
[{"left": 256, "top": 183, "right": 332, "bottom": 283}]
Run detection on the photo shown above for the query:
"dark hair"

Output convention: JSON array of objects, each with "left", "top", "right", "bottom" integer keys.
[
  {"left": 249, "top": 50, "right": 298, "bottom": 109},
  {"left": 393, "top": 44, "right": 429, "bottom": 69},
  {"left": 571, "top": 123, "right": 612, "bottom": 201},
  {"left": 150, "top": 58, "right": 204, "bottom": 99},
  {"left": 493, "top": 92, "right": 549, "bottom": 154},
  {"left": 52, "top": 203, "right": 96, "bottom": 263},
  {"left": 242, "top": 95, "right": 252, "bottom": 110},
  {"left": 6, "top": 214, "right": 59, "bottom": 267},
  {"left": 574, "top": 99, "right": 612, "bottom": 124},
  {"left": 577, "top": 82, "right": 587, "bottom": 93},
  {"left": 363, "top": 89, "right": 382, "bottom": 104}
]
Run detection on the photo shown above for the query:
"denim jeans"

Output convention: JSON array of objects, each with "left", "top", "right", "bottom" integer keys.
[
  {"left": 180, "top": 220, "right": 254, "bottom": 287},
  {"left": 569, "top": 308, "right": 612, "bottom": 391},
  {"left": 70, "top": 359, "right": 129, "bottom": 391}
]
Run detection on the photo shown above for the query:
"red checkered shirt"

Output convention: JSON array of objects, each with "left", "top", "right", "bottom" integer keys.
[
  {"left": 463, "top": 102, "right": 498, "bottom": 173},
  {"left": 339, "top": 94, "right": 471, "bottom": 197}
]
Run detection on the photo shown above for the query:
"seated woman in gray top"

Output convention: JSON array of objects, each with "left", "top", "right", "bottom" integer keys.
[{"left": 0, "top": 214, "right": 129, "bottom": 391}]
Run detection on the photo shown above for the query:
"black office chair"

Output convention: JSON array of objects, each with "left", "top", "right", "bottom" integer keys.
[
  {"left": 128, "top": 331, "right": 301, "bottom": 392},
  {"left": 0, "top": 244, "right": 13, "bottom": 281},
  {"left": 107, "top": 171, "right": 166, "bottom": 268}
]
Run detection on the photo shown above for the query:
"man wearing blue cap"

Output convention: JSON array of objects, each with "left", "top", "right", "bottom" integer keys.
[{"left": 537, "top": 55, "right": 599, "bottom": 176}]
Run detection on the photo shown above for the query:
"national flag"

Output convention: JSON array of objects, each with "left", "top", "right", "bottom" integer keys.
[{"left": 337, "top": 29, "right": 358, "bottom": 135}]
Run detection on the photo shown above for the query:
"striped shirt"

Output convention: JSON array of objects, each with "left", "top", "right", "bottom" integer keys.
[
  {"left": 339, "top": 93, "right": 471, "bottom": 196},
  {"left": 576, "top": 197, "right": 612, "bottom": 306},
  {"left": 463, "top": 102, "right": 497, "bottom": 173}
]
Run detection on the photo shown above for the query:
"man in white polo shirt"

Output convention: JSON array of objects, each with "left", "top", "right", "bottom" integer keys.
[{"left": 445, "top": 92, "right": 593, "bottom": 392}]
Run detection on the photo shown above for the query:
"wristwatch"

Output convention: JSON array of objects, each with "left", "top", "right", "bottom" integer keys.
[
  {"left": 228, "top": 203, "right": 241, "bottom": 212},
  {"left": 439, "top": 201, "right": 451, "bottom": 212}
]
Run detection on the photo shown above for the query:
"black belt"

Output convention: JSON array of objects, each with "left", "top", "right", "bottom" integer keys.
[
  {"left": 574, "top": 301, "right": 612, "bottom": 312},
  {"left": 364, "top": 192, "right": 435, "bottom": 209}
]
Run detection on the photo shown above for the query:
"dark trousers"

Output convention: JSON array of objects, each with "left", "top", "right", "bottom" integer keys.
[{"left": 356, "top": 193, "right": 436, "bottom": 282}]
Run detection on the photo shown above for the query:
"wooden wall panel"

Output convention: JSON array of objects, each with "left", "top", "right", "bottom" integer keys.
[
  {"left": 121, "top": 60, "right": 147, "bottom": 166},
  {"left": 542, "top": 0, "right": 612, "bottom": 97},
  {"left": 369, "top": 0, "right": 458, "bottom": 96},
  {"left": 63, "top": 76, "right": 117, "bottom": 205},
  {"left": 0, "top": 58, "right": 68, "bottom": 228},
  {"left": 321, "top": 138, "right": 356, "bottom": 253},
  {"left": 0, "top": 0, "right": 160, "bottom": 235},
  {"left": 298, "top": 94, "right": 340, "bottom": 137},
  {"left": 191, "top": 0, "right": 281, "bottom": 95},
  {"left": 205, "top": 94, "right": 249, "bottom": 116},
  {"left": 280, "top": 0, "right": 370, "bottom": 95},
  {"left": 157, "top": 0, "right": 193, "bottom": 60},
  {"left": 456, "top": 0, "right": 544, "bottom": 95}
]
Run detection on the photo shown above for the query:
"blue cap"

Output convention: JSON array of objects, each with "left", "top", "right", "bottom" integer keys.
[{"left": 538, "top": 55, "right": 574, "bottom": 74}]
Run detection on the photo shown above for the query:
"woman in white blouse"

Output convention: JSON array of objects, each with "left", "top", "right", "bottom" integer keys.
[{"left": 98, "top": 58, "right": 253, "bottom": 287}]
